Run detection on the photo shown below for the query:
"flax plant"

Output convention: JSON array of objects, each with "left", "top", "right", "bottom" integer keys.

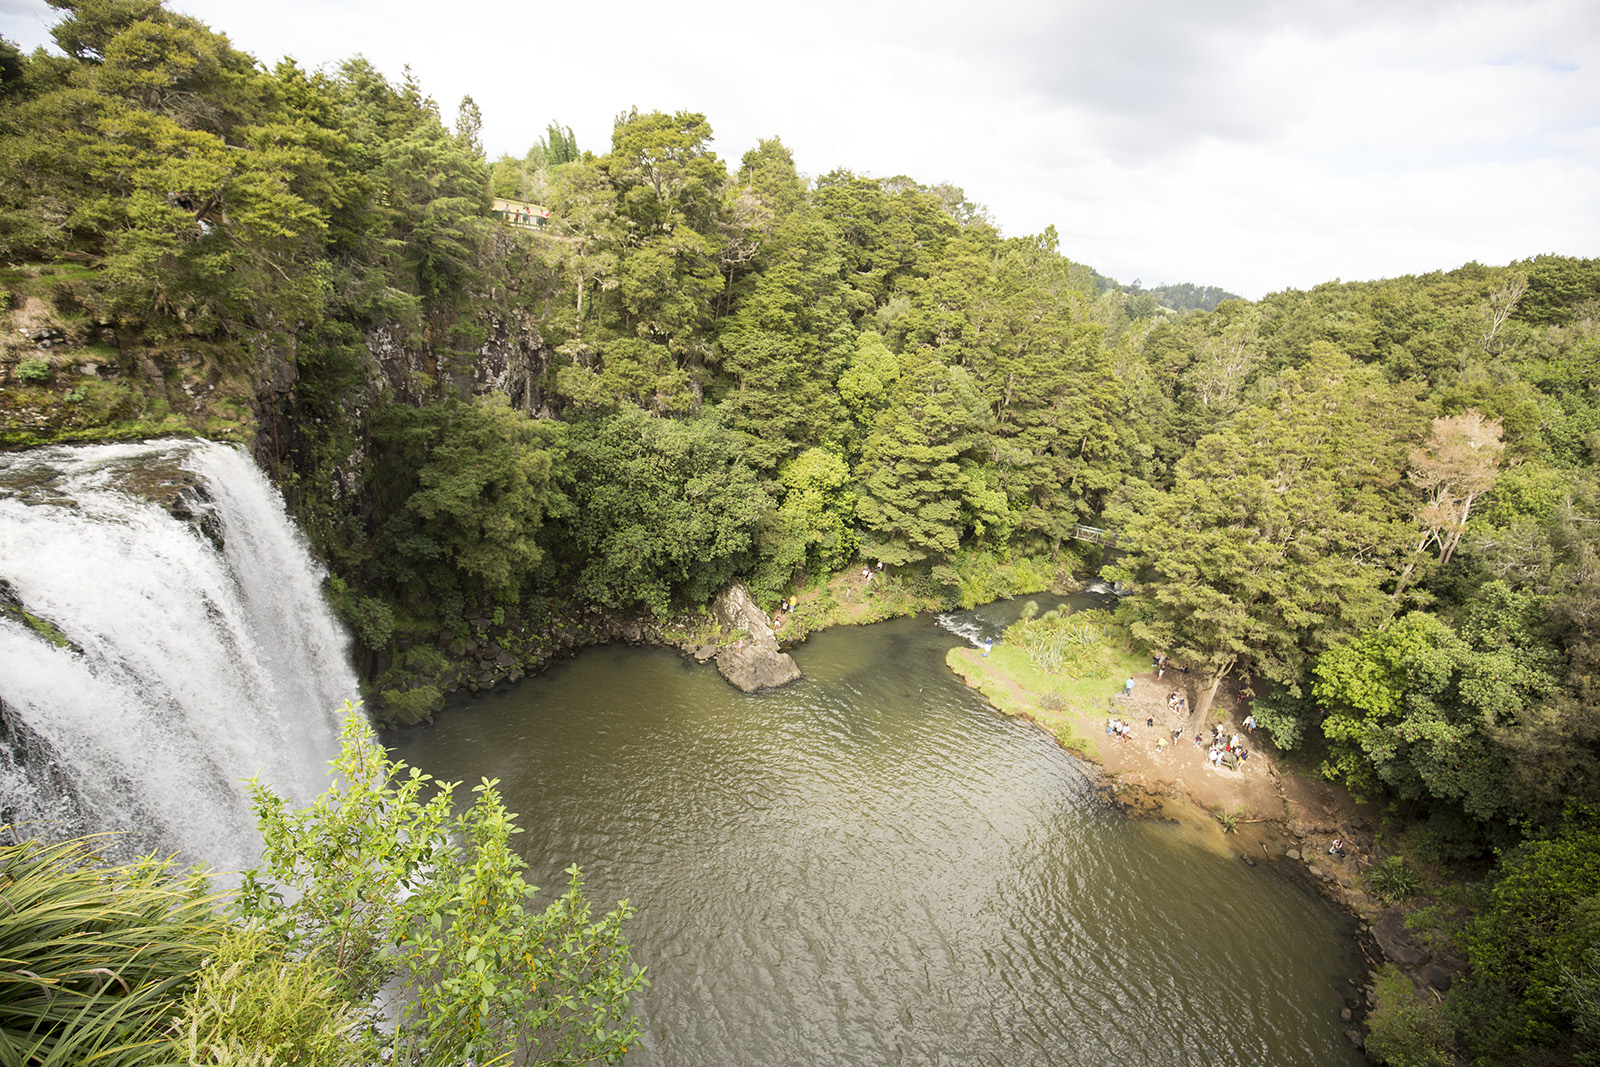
[{"left": 0, "top": 834, "right": 225, "bottom": 1066}]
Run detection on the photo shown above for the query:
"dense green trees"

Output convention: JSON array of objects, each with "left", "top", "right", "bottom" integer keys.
[
  {"left": 0, "top": 1, "right": 330, "bottom": 334},
  {"left": 1109, "top": 349, "right": 1423, "bottom": 708},
  {"left": 371, "top": 396, "right": 564, "bottom": 598},
  {"left": 1451, "top": 812, "right": 1600, "bottom": 1062},
  {"left": 1313, "top": 605, "right": 1559, "bottom": 826},
  {"left": 8, "top": 0, "right": 1598, "bottom": 814},
  {"left": 558, "top": 407, "right": 767, "bottom": 615},
  {"left": 8, "top": 2, "right": 1600, "bottom": 1061}
]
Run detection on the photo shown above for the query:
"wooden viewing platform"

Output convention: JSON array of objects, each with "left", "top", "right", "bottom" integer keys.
[{"left": 492, "top": 197, "right": 551, "bottom": 229}]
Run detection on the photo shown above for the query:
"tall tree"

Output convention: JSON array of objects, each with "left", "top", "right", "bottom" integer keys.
[
  {"left": 370, "top": 396, "right": 566, "bottom": 600},
  {"left": 855, "top": 350, "right": 1007, "bottom": 577},
  {"left": 556, "top": 407, "right": 768, "bottom": 614},
  {"left": 711, "top": 211, "right": 854, "bottom": 470},
  {"left": 452, "top": 92, "right": 483, "bottom": 160},
  {"left": 973, "top": 227, "right": 1128, "bottom": 536},
  {"left": 1108, "top": 348, "right": 1423, "bottom": 709},
  {"left": 812, "top": 169, "right": 956, "bottom": 316},
  {"left": 543, "top": 120, "right": 577, "bottom": 166}
]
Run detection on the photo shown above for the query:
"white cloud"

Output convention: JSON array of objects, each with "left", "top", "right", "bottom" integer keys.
[{"left": 2, "top": 0, "right": 1596, "bottom": 299}]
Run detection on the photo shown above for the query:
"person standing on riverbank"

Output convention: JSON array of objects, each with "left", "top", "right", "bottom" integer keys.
[{"left": 1123, "top": 676, "right": 1135, "bottom": 696}]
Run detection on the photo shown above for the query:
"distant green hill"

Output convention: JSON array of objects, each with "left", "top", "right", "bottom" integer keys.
[
  {"left": 1085, "top": 272, "right": 1242, "bottom": 315},
  {"left": 1140, "top": 281, "right": 1242, "bottom": 312}
]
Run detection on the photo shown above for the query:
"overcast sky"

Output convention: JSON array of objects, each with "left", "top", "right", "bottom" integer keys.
[{"left": 3, "top": 0, "right": 1597, "bottom": 299}]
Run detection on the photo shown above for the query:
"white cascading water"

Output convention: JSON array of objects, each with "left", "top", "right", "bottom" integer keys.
[{"left": 0, "top": 440, "right": 356, "bottom": 873}]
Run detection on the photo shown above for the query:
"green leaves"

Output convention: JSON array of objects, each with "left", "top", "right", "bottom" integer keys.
[
  {"left": 606, "top": 108, "right": 724, "bottom": 237},
  {"left": 397, "top": 791, "right": 643, "bottom": 1067},
  {"left": 855, "top": 354, "right": 990, "bottom": 569},
  {"left": 177, "top": 926, "right": 367, "bottom": 1067},
  {"left": 0, "top": 835, "right": 226, "bottom": 1066},
  {"left": 1, "top": 2, "right": 339, "bottom": 334},
  {"left": 1110, "top": 349, "right": 1421, "bottom": 703},
  {"left": 376, "top": 119, "right": 490, "bottom": 301},
  {"left": 1454, "top": 816, "right": 1600, "bottom": 1057},
  {"left": 1311, "top": 602, "right": 1560, "bottom": 823},
  {"left": 372, "top": 396, "right": 565, "bottom": 596},
  {"left": 559, "top": 406, "right": 768, "bottom": 615},
  {"left": 240, "top": 705, "right": 646, "bottom": 1067}
]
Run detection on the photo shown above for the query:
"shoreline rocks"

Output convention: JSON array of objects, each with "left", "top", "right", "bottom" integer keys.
[{"left": 378, "top": 582, "right": 804, "bottom": 725}]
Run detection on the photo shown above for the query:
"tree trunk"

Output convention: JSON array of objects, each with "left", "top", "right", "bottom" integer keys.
[
  {"left": 574, "top": 273, "right": 585, "bottom": 339},
  {"left": 1439, "top": 491, "right": 1476, "bottom": 567},
  {"left": 1195, "top": 663, "right": 1232, "bottom": 719}
]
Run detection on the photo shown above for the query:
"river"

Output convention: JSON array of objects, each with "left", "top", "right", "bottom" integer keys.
[{"left": 388, "top": 601, "right": 1365, "bottom": 1066}]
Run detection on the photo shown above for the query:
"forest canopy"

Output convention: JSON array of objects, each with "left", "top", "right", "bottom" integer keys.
[
  {"left": 5, "top": 2, "right": 1600, "bottom": 1062},
  {"left": 4, "top": 0, "right": 1600, "bottom": 863}
]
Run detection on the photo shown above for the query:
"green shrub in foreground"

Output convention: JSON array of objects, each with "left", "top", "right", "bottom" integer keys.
[
  {"left": 239, "top": 705, "right": 648, "bottom": 1066},
  {"left": 177, "top": 925, "right": 368, "bottom": 1066},
  {"left": 3, "top": 703, "right": 647, "bottom": 1067},
  {"left": 0, "top": 834, "right": 225, "bottom": 1066}
]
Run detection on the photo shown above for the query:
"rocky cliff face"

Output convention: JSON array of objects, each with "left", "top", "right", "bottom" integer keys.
[{"left": 1, "top": 275, "right": 258, "bottom": 451}]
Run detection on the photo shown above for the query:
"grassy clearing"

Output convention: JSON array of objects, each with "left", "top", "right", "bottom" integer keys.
[
  {"left": 777, "top": 549, "right": 1085, "bottom": 639},
  {"left": 946, "top": 640, "right": 1150, "bottom": 761}
]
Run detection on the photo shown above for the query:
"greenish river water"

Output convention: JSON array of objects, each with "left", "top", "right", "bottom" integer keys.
[{"left": 389, "top": 602, "right": 1365, "bottom": 1066}]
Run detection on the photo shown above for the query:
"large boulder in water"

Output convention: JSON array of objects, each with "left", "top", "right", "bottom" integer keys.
[
  {"left": 716, "top": 643, "right": 803, "bottom": 692},
  {"left": 709, "top": 584, "right": 801, "bottom": 692}
]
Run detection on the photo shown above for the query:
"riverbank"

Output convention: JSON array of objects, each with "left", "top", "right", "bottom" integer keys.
[
  {"left": 380, "top": 564, "right": 1382, "bottom": 919},
  {"left": 363, "top": 555, "right": 1075, "bottom": 723},
  {"left": 386, "top": 568, "right": 1377, "bottom": 906},
  {"left": 948, "top": 645, "right": 1383, "bottom": 902},
  {"left": 944, "top": 642, "right": 1463, "bottom": 1053},
  {"left": 386, "top": 572, "right": 1431, "bottom": 1053}
]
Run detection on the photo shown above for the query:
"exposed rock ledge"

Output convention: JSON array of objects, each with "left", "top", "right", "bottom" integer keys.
[
  {"left": 374, "top": 582, "right": 803, "bottom": 724},
  {"left": 707, "top": 583, "right": 802, "bottom": 692}
]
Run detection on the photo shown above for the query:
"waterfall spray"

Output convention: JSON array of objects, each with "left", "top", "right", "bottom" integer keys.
[{"left": 0, "top": 440, "right": 356, "bottom": 872}]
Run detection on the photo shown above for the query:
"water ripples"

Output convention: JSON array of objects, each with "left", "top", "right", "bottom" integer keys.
[{"left": 390, "top": 611, "right": 1363, "bottom": 1066}]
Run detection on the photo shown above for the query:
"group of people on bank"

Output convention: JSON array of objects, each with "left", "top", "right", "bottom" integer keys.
[
  {"left": 1115, "top": 655, "right": 1262, "bottom": 775},
  {"left": 1199, "top": 721, "right": 1249, "bottom": 770}
]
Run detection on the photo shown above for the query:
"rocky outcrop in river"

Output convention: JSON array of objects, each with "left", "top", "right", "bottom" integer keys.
[{"left": 709, "top": 584, "right": 802, "bottom": 693}]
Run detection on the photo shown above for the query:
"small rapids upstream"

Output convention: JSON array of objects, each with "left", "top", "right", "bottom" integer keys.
[{"left": 0, "top": 440, "right": 355, "bottom": 871}]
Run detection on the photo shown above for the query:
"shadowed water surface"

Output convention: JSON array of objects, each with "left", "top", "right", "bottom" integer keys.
[{"left": 389, "top": 608, "right": 1364, "bottom": 1066}]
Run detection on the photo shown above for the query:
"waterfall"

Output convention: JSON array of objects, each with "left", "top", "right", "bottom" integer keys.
[{"left": 0, "top": 440, "right": 356, "bottom": 873}]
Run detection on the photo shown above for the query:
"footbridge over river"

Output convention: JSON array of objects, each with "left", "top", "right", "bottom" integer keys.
[{"left": 1068, "top": 522, "right": 1120, "bottom": 547}]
